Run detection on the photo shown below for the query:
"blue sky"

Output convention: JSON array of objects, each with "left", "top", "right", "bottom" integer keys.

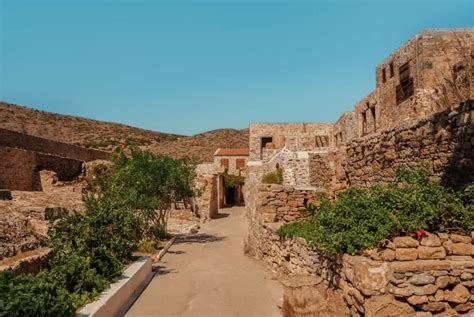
[{"left": 0, "top": 0, "right": 472, "bottom": 135}]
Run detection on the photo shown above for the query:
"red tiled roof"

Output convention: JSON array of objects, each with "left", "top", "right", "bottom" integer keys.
[{"left": 214, "top": 148, "right": 249, "bottom": 157}]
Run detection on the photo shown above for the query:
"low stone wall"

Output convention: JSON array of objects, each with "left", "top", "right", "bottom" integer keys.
[
  {"left": 256, "top": 184, "right": 322, "bottom": 223},
  {"left": 0, "top": 146, "right": 84, "bottom": 191},
  {"left": 249, "top": 223, "right": 474, "bottom": 316},
  {"left": 0, "top": 128, "right": 110, "bottom": 162}
]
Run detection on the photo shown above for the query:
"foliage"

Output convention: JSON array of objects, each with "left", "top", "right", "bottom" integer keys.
[
  {"left": 262, "top": 168, "right": 283, "bottom": 185},
  {"left": 1, "top": 148, "right": 196, "bottom": 316},
  {"left": 278, "top": 166, "right": 474, "bottom": 255},
  {"left": 86, "top": 148, "right": 197, "bottom": 233},
  {"left": 222, "top": 173, "right": 244, "bottom": 188}
]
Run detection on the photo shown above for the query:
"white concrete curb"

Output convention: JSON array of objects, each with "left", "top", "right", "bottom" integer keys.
[{"left": 77, "top": 256, "right": 153, "bottom": 317}]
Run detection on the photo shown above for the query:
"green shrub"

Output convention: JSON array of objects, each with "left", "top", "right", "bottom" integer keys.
[
  {"left": 1, "top": 148, "right": 197, "bottom": 316},
  {"left": 262, "top": 168, "right": 283, "bottom": 184},
  {"left": 278, "top": 167, "right": 474, "bottom": 255}
]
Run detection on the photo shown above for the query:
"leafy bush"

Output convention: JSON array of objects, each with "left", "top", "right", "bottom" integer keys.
[
  {"left": 278, "top": 167, "right": 474, "bottom": 255},
  {"left": 262, "top": 168, "right": 283, "bottom": 184},
  {"left": 1, "top": 148, "right": 197, "bottom": 316},
  {"left": 222, "top": 173, "right": 245, "bottom": 188}
]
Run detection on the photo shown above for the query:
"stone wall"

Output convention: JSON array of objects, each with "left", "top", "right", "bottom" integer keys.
[
  {"left": 0, "top": 128, "right": 110, "bottom": 162},
  {"left": 213, "top": 155, "right": 248, "bottom": 176},
  {"left": 256, "top": 184, "right": 322, "bottom": 223},
  {"left": 194, "top": 163, "right": 219, "bottom": 221},
  {"left": 249, "top": 123, "right": 333, "bottom": 160},
  {"left": 249, "top": 221, "right": 474, "bottom": 316},
  {"left": 344, "top": 100, "right": 473, "bottom": 189},
  {"left": 0, "top": 146, "right": 84, "bottom": 191}
]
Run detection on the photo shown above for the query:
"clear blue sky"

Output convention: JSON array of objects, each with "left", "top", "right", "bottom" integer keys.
[{"left": 0, "top": 0, "right": 472, "bottom": 135}]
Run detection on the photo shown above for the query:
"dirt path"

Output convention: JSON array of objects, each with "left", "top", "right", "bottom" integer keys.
[{"left": 126, "top": 207, "right": 282, "bottom": 317}]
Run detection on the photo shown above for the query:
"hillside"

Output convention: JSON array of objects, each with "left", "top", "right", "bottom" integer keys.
[{"left": 0, "top": 102, "right": 248, "bottom": 163}]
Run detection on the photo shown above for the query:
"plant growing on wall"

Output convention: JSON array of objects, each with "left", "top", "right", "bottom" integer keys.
[
  {"left": 262, "top": 168, "right": 283, "bottom": 185},
  {"left": 278, "top": 166, "right": 474, "bottom": 255},
  {"left": 222, "top": 173, "right": 244, "bottom": 188}
]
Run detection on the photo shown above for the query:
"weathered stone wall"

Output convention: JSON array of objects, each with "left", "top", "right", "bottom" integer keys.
[
  {"left": 0, "top": 128, "right": 110, "bottom": 162},
  {"left": 374, "top": 29, "right": 473, "bottom": 134},
  {"left": 257, "top": 184, "right": 322, "bottom": 223},
  {"left": 344, "top": 100, "right": 473, "bottom": 188},
  {"left": 194, "top": 163, "right": 219, "bottom": 221},
  {"left": 213, "top": 155, "right": 248, "bottom": 176},
  {"left": 249, "top": 221, "right": 474, "bottom": 316},
  {"left": 332, "top": 111, "right": 357, "bottom": 147},
  {"left": 0, "top": 146, "right": 84, "bottom": 191},
  {"left": 249, "top": 123, "right": 333, "bottom": 160}
]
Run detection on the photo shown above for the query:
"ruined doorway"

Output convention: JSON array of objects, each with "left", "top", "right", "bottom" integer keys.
[{"left": 226, "top": 187, "right": 236, "bottom": 205}]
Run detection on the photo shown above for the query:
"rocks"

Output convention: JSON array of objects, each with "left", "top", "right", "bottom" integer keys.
[
  {"left": 394, "top": 237, "right": 420, "bottom": 248},
  {"left": 420, "top": 234, "right": 442, "bottom": 247},
  {"left": 444, "top": 285, "right": 470, "bottom": 304},
  {"left": 396, "top": 248, "right": 419, "bottom": 261},
  {"left": 418, "top": 246, "right": 446, "bottom": 260},
  {"left": 364, "top": 295, "right": 416, "bottom": 317},
  {"left": 409, "top": 274, "right": 435, "bottom": 286}
]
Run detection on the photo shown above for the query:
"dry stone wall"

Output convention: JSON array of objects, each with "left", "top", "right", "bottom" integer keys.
[
  {"left": 344, "top": 100, "right": 473, "bottom": 189},
  {"left": 0, "top": 147, "right": 84, "bottom": 191},
  {"left": 0, "top": 128, "right": 110, "bottom": 162},
  {"left": 248, "top": 221, "right": 474, "bottom": 316}
]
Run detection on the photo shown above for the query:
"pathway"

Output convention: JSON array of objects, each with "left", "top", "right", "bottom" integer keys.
[{"left": 126, "top": 206, "right": 283, "bottom": 317}]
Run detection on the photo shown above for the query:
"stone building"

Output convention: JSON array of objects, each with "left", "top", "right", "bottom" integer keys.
[
  {"left": 247, "top": 29, "right": 473, "bottom": 194},
  {"left": 245, "top": 28, "right": 474, "bottom": 316},
  {"left": 194, "top": 147, "right": 249, "bottom": 220}
]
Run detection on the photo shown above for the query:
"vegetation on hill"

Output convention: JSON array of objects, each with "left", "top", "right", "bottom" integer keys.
[
  {"left": 0, "top": 102, "right": 249, "bottom": 163},
  {"left": 277, "top": 167, "right": 474, "bottom": 255},
  {"left": 0, "top": 149, "right": 197, "bottom": 316}
]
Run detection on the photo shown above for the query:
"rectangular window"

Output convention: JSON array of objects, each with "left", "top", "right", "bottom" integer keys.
[
  {"left": 370, "top": 106, "right": 376, "bottom": 132},
  {"left": 396, "top": 62, "right": 414, "bottom": 104},
  {"left": 236, "top": 159, "right": 245, "bottom": 169},
  {"left": 382, "top": 68, "right": 386, "bottom": 83},
  {"left": 221, "top": 159, "right": 229, "bottom": 170},
  {"left": 389, "top": 62, "right": 394, "bottom": 78},
  {"left": 261, "top": 137, "right": 273, "bottom": 149},
  {"left": 362, "top": 111, "right": 367, "bottom": 135},
  {"left": 315, "top": 135, "right": 329, "bottom": 148}
]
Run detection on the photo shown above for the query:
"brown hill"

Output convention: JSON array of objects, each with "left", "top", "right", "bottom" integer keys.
[{"left": 0, "top": 101, "right": 248, "bottom": 163}]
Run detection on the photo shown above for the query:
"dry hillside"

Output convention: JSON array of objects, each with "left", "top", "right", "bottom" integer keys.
[{"left": 0, "top": 101, "right": 248, "bottom": 163}]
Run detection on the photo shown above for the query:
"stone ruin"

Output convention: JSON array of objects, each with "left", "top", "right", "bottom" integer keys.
[
  {"left": 245, "top": 29, "right": 474, "bottom": 316},
  {"left": 0, "top": 128, "right": 110, "bottom": 261}
]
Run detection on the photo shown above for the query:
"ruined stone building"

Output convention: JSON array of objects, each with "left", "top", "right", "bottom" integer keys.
[
  {"left": 245, "top": 29, "right": 474, "bottom": 316},
  {"left": 248, "top": 29, "right": 473, "bottom": 195},
  {"left": 194, "top": 148, "right": 249, "bottom": 220},
  {"left": 0, "top": 128, "right": 109, "bottom": 192}
]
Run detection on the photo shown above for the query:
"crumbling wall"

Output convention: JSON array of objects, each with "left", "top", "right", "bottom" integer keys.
[
  {"left": 0, "top": 128, "right": 110, "bottom": 162},
  {"left": 0, "top": 147, "right": 83, "bottom": 191},
  {"left": 249, "top": 123, "right": 333, "bottom": 160},
  {"left": 344, "top": 100, "right": 473, "bottom": 189}
]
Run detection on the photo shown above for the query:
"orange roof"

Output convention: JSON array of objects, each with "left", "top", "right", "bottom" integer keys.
[{"left": 214, "top": 148, "right": 249, "bottom": 157}]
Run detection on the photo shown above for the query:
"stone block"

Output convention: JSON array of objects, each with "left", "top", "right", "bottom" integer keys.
[
  {"left": 364, "top": 295, "right": 416, "bottom": 317},
  {"left": 394, "top": 237, "right": 420, "bottom": 248},
  {"left": 418, "top": 246, "right": 446, "bottom": 260},
  {"left": 407, "top": 295, "right": 429, "bottom": 305},
  {"left": 409, "top": 274, "right": 435, "bottom": 286},
  {"left": 444, "top": 284, "right": 470, "bottom": 304},
  {"left": 396, "top": 248, "right": 418, "bottom": 261},
  {"left": 420, "top": 234, "right": 441, "bottom": 247},
  {"left": 435, "top": 276, "right": 450, "bottom": 289},
  {"left": 451, "top": 243, "right": 474, "bottom": 256},
  {"left": 450, "top": 234, "right": 472, "bottom": 244}
]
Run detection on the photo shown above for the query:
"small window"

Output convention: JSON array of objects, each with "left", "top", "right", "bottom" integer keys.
[
  {"left": 370, "top": 106, "right": 376, "bottom": 132},
  {"left": 362, "top": 111, "right": 367, "bottom": 135},
  {"left": 389, "top": 62, "right": 394, "bottom": 78},
  {"left": 315, "top": 135, "right": 329, "bottom": 148},
  {"left": 236, "top": 159, "right": 245, "bottom": 169},
  {"left": 396, "top": 62, "right": 414, "bottom": 104},
  {"left": 221, "top": 159, "right": 229, "bottom": 170},
  {"left": 382, "top": 68, "right": 386, "bottom": 83},
  {"left": 261, "top": 137, "right": 273, "bottom": 149}
]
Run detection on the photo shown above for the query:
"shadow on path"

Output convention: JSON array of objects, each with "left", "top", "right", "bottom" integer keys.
[{"left": 175, "top": 233, "right": 226, "bottom": 245}]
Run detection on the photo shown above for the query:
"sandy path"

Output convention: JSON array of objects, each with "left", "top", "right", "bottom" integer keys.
[{"left": 126, "top": 206, "right": 282, "bottom": 317}]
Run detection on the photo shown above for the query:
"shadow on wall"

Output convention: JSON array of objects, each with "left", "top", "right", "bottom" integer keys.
[{"left": 440, "top": 100, "right": 474, "bottom": 190}]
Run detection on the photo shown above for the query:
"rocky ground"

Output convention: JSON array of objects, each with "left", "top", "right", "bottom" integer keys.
[{"left": 0, "top": 181, "right": 85, "bottom": 260}]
